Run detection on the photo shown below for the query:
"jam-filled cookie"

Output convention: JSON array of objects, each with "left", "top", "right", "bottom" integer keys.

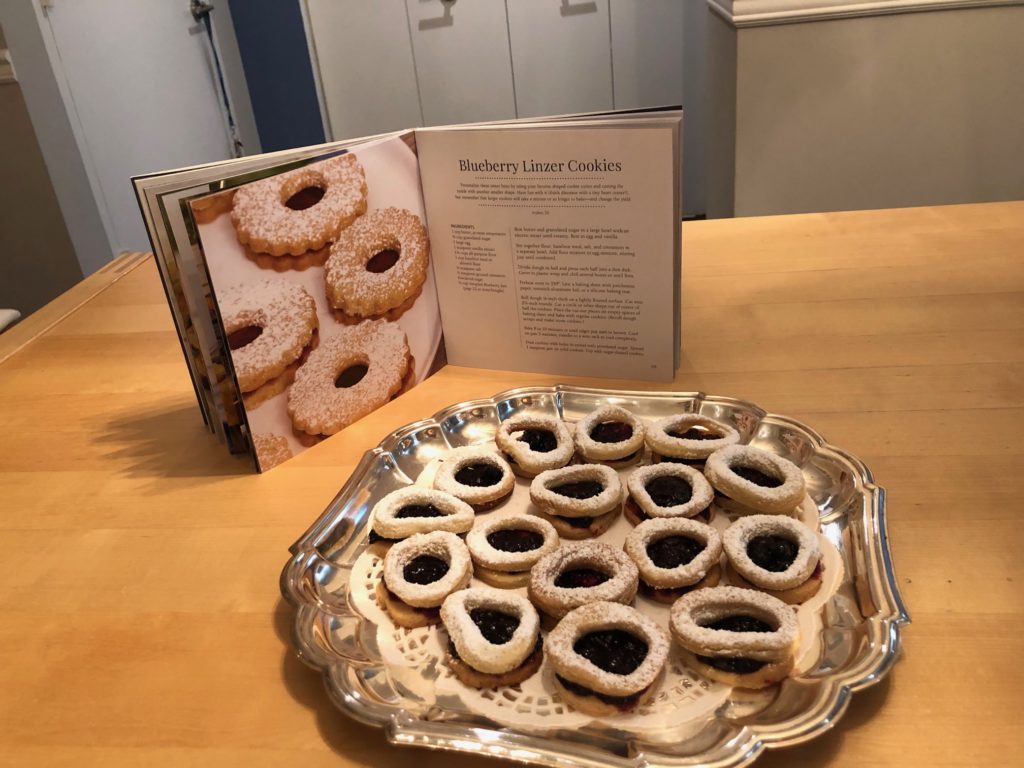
[
  {"left": 376, "top": 531, "right": 472, "bottom": 629},
  {"left": 624, "top": 463, "right": 714, "bottom": 526},
  {"left": 367, "top": 487, "right": 475, "bottom": 555},
  {"left": 288, "top": 319, "right": 412, "bottom": 445},
  {"left": 624, "top": 517, "right": 722, "bottom": 604},
  {"left": 434, "top": 447, "right": 515, "bottom": 512},
  {"left": 528, "top": 542, "right": 638, "bottom": 626},
  {"left": 722, "top": 515, "right": 822, "bottom": 604},
  {"left": 548, "top": 602, "right": 669, "bottom": 716},
  {"left": 325, "top": 207, "right": 429, "bottom": 323},
  {"left": 670, "top": 586, "right": 798, "bottom": 689},
  {"left": 646, "top": 413, "right": 740, "bottom": 468},
  {"left": 705, "top": 445, "right": 806, "bottom": 516},
  {"left": 494, "top": 413, "right": 574, "bottom": 478},
  {"left": 574, "top": 405, "right": 646, "bottom": 467},
  {"left": 440, "top": 587, "right": 543, "bottom": 689},
  {"left": 529, "top": 464, "right": 624, "bottom": 539},
  {"left": 466, "top": 514, "right": 559, "bottom": 588},
  {"left": 231, "top": 153, "right": 367, "bottom": 270},
  {"left": 220, "top": 281, "right": 319, "bottom": 409}
]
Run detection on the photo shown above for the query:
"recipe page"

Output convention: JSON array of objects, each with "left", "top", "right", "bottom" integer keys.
[{"left": 416, "top": 122, "right": 678, "bottom": 381}]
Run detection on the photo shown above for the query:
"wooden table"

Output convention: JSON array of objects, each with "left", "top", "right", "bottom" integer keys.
[{"left": 1, "top": 202, "right": 1021, "bottom": 767}]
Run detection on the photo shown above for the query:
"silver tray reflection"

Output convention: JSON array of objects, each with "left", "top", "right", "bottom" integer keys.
[{"left": 280, "top": 386, "right": 909, "bottom": 767}]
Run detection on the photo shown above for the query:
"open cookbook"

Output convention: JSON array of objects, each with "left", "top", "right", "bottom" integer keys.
[{"left": 133, "top": 110, "right": 682, "bottom": 471}]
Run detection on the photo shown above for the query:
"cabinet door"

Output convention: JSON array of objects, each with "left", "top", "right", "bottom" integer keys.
[
  {"left": 406, "top": 0, "right": 516, "bottom": 126},
  {"left": 610, "top": 0, "right": 683, "bottom": 110},
  {"left": 507, "top": 0, "right": 613, "bottom": 118},
  {"left": 307, "top": 0, "right": 422, "bottom": 139}
]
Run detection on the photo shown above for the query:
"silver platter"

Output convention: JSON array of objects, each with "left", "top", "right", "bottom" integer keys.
[{"left": 280, "top": 385, "right": 910, "bottom": 767}]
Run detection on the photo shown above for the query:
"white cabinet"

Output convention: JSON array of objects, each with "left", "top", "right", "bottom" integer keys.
[{"left": 610, "top": 0, "right": 684, "bottom": 110}]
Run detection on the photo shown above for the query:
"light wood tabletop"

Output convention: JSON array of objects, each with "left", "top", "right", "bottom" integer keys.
[{"left": 1, "top": 202, "right": 1021, "bottom": 767}]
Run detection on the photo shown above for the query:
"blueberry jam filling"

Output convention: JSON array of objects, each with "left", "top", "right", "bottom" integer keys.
[
  {"left": 667, "top": 426, "right": 722, "bottom": 441},
  {"left": 550, "top": 481, "right": 604, "bottom": 500},
  {"left": 560, "top": 515, "right": 596, "bottom": 529},
  {"left": 705, "top": 615, "right": 775, "bottom": 633},
  {"left": 470, "top": 608, "right": 520, "bottom": 644},
  {"left": 644, "top": 475, "right": 693, "bottom": 507},
  {"left": 487, "top": 529, "right": 544, "bottom": 553},
  {"left": 454, "top": 462, "right": 503, "bottom": 487},
  {"left": 590, "top": 421, "right": 633, "bottom": 443},
  {"left": 695, "top": 615, "right": 775, "bottom": 674},
  {"left": 515, "top": 429, "right": 558, "bottom": 453},
  {"left": 573, "top": 630, "right": 648, "bottom": 675},
  {"left": 747, "top": 535, "right": 800, "bottom": 572},
  {"left": 556, "top": 675, "right": 645, "bottom": 711},
  {"left": 731, "top": 465, "right": 784, "bottom": 488},
  {"left": 394, "top": 504, "right": 445, "bottom": 519},
  {"left": 554, "top": 568, "right": 610, "bottom": 589},
  {"left": 403, "top": 555, "right": 449, "bottom": 585},
  {"left": 646, "top": 535, "right": 705, "bottom": 569},
  {"left": 696, "top": 656, "right": 767, "bottom": 674}
]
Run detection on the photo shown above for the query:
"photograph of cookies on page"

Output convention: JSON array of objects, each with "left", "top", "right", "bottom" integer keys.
[{"left": 189, "top": 132, "right": 443, "bottom": 471}]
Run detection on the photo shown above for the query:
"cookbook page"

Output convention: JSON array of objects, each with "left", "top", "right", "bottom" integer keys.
[{"left": 416, "top": 122, "right": 678, "bottom": 381}]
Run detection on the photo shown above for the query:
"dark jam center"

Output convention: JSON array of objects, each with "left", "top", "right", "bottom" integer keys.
[
  {"left": 394, "top": 504, "right": 444, "bottom": 519},
  {"left": 554, "top": 568, "right": 610, "bottom": 588},
  {"left": 469, "top": 608, "right": 520, "bottom": 645},
  {"left": 697, "top": 656, "right": 767, "bottom": 674},
  {"left": 487, "top": 529, "right": 544, "bottom": 553},
  {"left": 747, "top": 535, "right": 800, "bottom": 572},
  {"left": 590, "top": 421, "right": 634, "bottom": 443},
  {"left": 366, "top": 248, "right": 400, "bottom": 273},
  {"left": 645, "top": 475, "right": 693, "bottom": 507},
  {"left": 402, "top": 555, "right": 449, "bottom": 585},
  {"left": 573, "top": 630, "right": 648, "bottom": 675},
  {"left": 667, "top": 426, "right": 722, "bottom": 441},
  {"left": 335, "top": 363, "right": 368, "bottom": 388},
  {"left": 550, "top": 480, "right": 603, "bottom": 500},
  {"left": 705, "top": 615, "right": 775, "bottom": 633},
  {"left": 732, "top": 465, "right": 784, "bottom": 488},
  {"left": 285, "top": 185, "right": 325, "bottom": 210},
  {"left": 516, "top": 428, "right": 558, "bottom": 453},
  {"left": 227, "top": 325, "right": 263, "bottom": 350},
  {"left": 454, "top": 462, "right": 503, "bottom": 487},
  {"left": 646, "top": 535, "right": 705, "bottom": 569},
  {"left": 556, "top": 675, "right": 643, "bottom": 711}
]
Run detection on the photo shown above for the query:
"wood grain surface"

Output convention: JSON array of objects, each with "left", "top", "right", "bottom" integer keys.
[{"left": 1, "top": 202, "right": 1021, "bottom": 767}]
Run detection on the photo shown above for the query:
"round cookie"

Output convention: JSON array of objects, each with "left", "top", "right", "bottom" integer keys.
[
  {"left": 722, "top": 514, "right": 822, "bottom": 604},
  {"left": 528, "top": 542, "right": 638, "bottom": 625},
  {"left": 494, "top": 413, "right": 575, "bottom": 478},
  {"left": 624, "top": 517, "right": 722, "bottom": 604},
  {"left": 624, "top": 463, "right": 714, "bottom": 526},
  {"left": 574, "top": 405, "right": 646, "bottom": 467},
  {"left": 646, "top": 413, "right": 740, "bottom": 466},
  {"left": 325, "top": 207, "right": 430, "bottom": 323},
  {"left": 466, "top": 514, "right": 560, "bottom": 588},
  {"left": 705, "top": 445, "right": 806, "bottom": 515},
  {"left": 379, "top": 531, "right": 472, "bottom": 629}
]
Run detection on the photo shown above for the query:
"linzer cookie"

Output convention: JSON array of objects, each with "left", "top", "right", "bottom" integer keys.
[
  {"left": 547, "top": 602, "right": 669, "bottom": 716},
  {"left": 722, "top": 514, "right": 822, "bottom": 604},
  {"left": 231, "top": 153, "right": 367, "bottom": 270},
  {"left": 219, "top": 281, "right": 318, "bottom": 409},
  {"left": 624, "top": 517, "right": 722, "bottom": 603},
  {"left": 325, "top": 207, "right": 429, "bottom": 323},
  {"left": 705, "top": 445, "right": 806, "bottom": 516},
  {"left": 646, "top": 413, "right": 740, "bottom": 467},
  {"left": 624, "top": 463, "right": 714, "bottom": 526},
  {"left": 440, "top": 587, "right": 543, "bottom": 689},
  {"left": 574, "top": 405, "right": 646, "bottom": 467},
  {"left": 670, "top": 586, "right": 798, "bottom": 689},
  {"left": 466, "top": 514, "right": 559, "bottom": 588},
  {"left": 434, "top": 447, "right": 515, "bottom": 512},
  {"left": 529, "top": 463, "right": 624, "bottom": 539},
  {"left": 287, "top": 319, "right": 411, "bottom": 444},
  {"left": 494, "top": 413, "right": 574, "bottom": 478},
  {"left": 368, "top": 487, "right": 475, "bottom": 554},
  {"left": 528, "top": 541, "right": 638, "bottom": 625},
  {"left": 377, "top": 531, "right": 472, "bottom": 629}
]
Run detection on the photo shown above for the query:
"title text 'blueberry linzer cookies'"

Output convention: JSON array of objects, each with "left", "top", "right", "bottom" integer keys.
[
  {"left": 646, "top": 413, "right": 740, "bottom": 468},
  {"left": 670, "top": 586, "right": 798, "bottom": 689},
  {"left": 466, "top": 514, "right": 559, "bottom": 589},
  {"left": 325, "top": 207, "right": 430, "bottom": 324},
  {"left": 529, "top": 464, "right": 624, "bottom": 539},
  {"left": 231, "top": 153, "right": 368, "bottom": 271},
  {"left": 376, "top": 531, "right": 473, "bottom": 629},
  {"left": 704, "top": 445, "right": 807, "bottom": 517},
  {"left": 723, "top": 515, "right": 822, "bottom": 604},
  {"left": 548, "top": 602, "right": 669, "bottom": 716},
  {"left": 528, "top": 541, "right": 638, "bottom": 626},
  {"left": 494, "top": 413, "right": 575, "bottom": 478},
  {"left": 574, "top": 405, "right": 646, "bottom": 468},
  {"left": 434, "top": 447, "right": 515, "bottom": 512},
  {"left": 367, "top": 487, "right": 475, "bottom": 555},
  {"left": 624, "top": 517, "right": 723, "bottom": 603},
  {"left": 440, "top": 587, "right": 544, "bottom": 689},
  {"left": 287, "top": 319, "right": 412, "bottom": 445},
  {"left": 624, "top": 463, "right": 715, "bottom": 526},
  {"left": 220, "top": 281, "right": 319, "bottom": 409}
]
